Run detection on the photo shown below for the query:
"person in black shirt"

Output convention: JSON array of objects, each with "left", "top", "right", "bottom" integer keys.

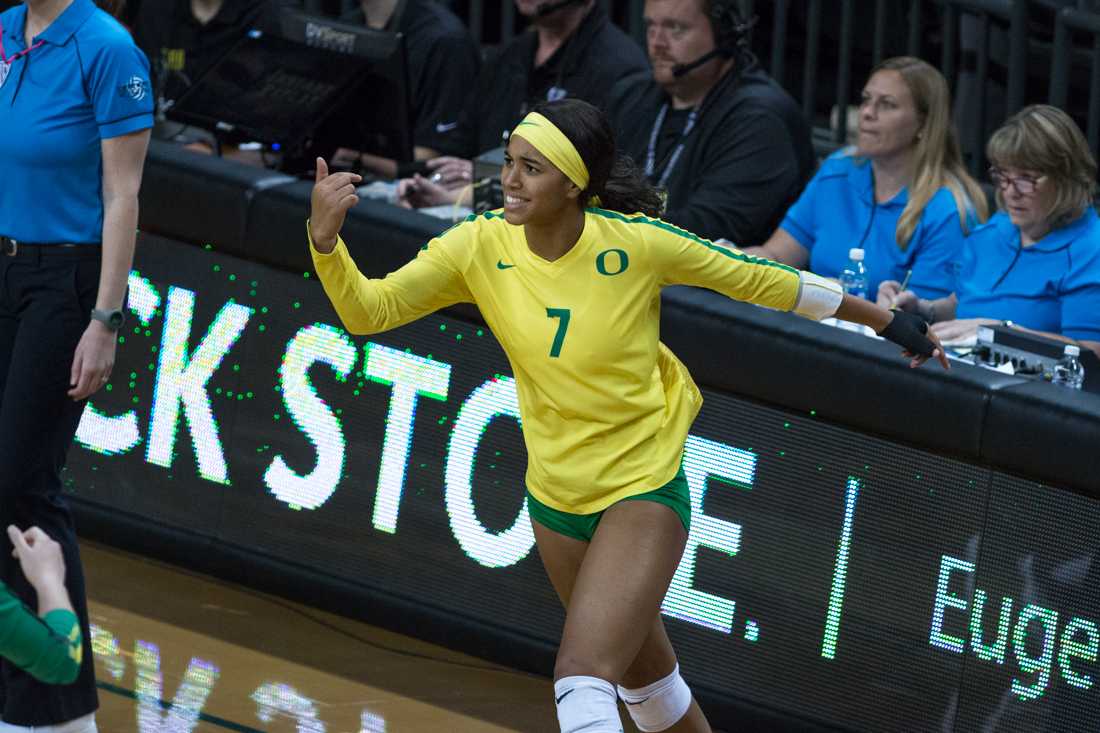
[
  {"left": 398, "top": 0, "right": 647, "bottom": 207},
  {"left": 133, "top": 0, "right": 293, "bottom": 118},
  {"left": 333, "top": 0, "right": 479, "bottom": 176},
  {"left": 608, "top": 0, "right": 813, "bottom": 246}
]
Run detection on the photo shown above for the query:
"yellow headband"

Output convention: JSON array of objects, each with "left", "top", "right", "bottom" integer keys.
[{"left": 511, "top": 112, "right": 590, "bottom": 191}]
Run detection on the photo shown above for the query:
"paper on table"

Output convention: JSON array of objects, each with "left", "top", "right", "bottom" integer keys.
[{"left": 939, "top": 333, "right": 978, "bottom": 348}]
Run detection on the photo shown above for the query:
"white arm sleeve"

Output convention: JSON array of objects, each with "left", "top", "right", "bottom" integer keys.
[{"left": 792, "top": 271, "right": 844, "bottom": 320}]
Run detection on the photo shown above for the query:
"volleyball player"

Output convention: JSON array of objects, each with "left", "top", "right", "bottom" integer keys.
[{"left": 307, "top": 98, "right": 945, "bottom": 733}]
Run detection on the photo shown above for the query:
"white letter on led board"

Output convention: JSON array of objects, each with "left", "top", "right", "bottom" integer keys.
[
  {"left": 929, "top": 555, "right": 974, "bottom": 654},
  {"left": 365, "top": 342, "right": 451, "bottom": 533},
  {"left": 444, "top": 376, "right": 534, "bottom": 568},
  {"left": 661, "top": 435, "right": 754, "bottom": 633},
  {"left": 146, "top": 288, "right": 251, "bottom": 483},
  {"left": 76, "top": 272, "right": 160, "bottom": 455},
  {"left": 265, "top": 324, "right": 357, "bottom": 510}
]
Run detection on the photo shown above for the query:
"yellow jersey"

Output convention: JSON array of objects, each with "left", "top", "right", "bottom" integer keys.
[{"left": 310, "top": 208, "right": 801, "bottom": 514}]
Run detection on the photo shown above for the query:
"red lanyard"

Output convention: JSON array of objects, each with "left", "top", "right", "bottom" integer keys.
[{"left": 0, "top": 18, "right": 45, "bottom": 65}]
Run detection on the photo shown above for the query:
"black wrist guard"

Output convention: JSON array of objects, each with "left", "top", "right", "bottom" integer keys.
[{"left": 879, "top": 309, "right": 935, "bottom": 357}]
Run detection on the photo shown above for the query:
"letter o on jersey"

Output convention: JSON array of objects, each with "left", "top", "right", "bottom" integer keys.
[{"left": 596, "top": 249, "right": 629, "bottom": 276}]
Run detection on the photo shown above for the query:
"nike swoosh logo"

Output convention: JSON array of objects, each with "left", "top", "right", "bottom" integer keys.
[
  {"left": 435, "top": 121, "right": 458, "bottom": 133},
  {"left": 555, "top": 689, "right": 574, "bottom": 704},
  {"left": 497, "top": 260, "right": 516, "bottom": 270},
  {"left": 624, "top": 695, "right": 652, "bottom": 705}
]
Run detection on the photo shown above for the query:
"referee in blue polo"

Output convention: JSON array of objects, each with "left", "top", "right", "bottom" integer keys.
[{"left": 0, "top": 0, "right": 152, "bottom": 729}]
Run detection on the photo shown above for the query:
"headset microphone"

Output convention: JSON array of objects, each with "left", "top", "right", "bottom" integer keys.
[
  {"left": 535, "top": 0, "right": 585, "bottom": 18},
  {"left": 670, "top": 49, "right": 724, "bottom": 78}
]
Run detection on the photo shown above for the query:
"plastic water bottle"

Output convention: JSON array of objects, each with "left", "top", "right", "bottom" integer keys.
[
  {"left": 1051, "top": 344, "right": 1085, "bottom": 389},
  {"left": 839, "top": 248, "right": 869, "bottom": 301}
]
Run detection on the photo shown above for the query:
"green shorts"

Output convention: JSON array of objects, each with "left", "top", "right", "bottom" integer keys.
[{"left": 526, "top": 466, "right": 691, "bottom": 543}]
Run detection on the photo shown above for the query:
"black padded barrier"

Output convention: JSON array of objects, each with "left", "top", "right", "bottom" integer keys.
[
  {"left": 136, "top": 147, "right": 1097, "bottom": 497},
  {"left": 982, "top": 381, "right": 1100, "bottom": 494},
  {"left": 138, "top": 140, "right": 297, "bottom": 258}
]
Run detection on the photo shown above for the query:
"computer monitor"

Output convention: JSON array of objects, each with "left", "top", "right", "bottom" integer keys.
[
  {"left": 277, "top": 10, "right": 415, "bottom": 166},
  {"left": 168, "top": 12, "right": 413, "bottom": 166}
]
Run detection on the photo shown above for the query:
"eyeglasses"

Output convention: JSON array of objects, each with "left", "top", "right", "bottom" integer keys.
[{"left": 988, "top": 167, "right": 1044, "bottom": 196}]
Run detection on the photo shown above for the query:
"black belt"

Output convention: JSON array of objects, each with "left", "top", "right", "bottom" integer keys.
[{"left": 1, "top": 236, "right": 98, "bottom": 258}]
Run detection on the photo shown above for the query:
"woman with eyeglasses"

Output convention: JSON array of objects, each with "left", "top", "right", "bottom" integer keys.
[
  {"left": 743, "top": 57, "right": 988, "bottom": 302},
  {"left": 889, "top": 105, "right": 1100, "bottom": 358}
]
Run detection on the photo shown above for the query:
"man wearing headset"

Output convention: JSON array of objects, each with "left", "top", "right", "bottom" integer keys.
[{"left": 609, "top": 0, "right": 813, "bottom": 246}]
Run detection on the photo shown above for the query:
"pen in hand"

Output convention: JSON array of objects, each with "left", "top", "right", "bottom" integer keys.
[{"left": 890, "top": 268, "right": 913, "bottom": 307}]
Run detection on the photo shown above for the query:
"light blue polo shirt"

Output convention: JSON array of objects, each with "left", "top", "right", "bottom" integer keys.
[
  {"left": 0, "top": 0, "right": 153, "bottom": 244},
  {"left": 780, "top": 150, "right": 974, "bottom": 300},
  {"left": 955, "top": 209, "right": 1100, "bottom": 342}
]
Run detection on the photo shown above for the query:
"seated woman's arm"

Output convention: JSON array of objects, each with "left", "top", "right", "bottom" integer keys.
[
  {"left": 884, "top": 284, "right": 1100, "bottom": 358},
  {"left": 740, "top": 227, "right": 810, "bottom": 268},
  {"left": 877, "top": 284, "right": 958, "bottom": 324}
]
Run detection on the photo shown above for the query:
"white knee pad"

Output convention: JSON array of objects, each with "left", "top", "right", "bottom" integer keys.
[
  {"left": 617, "top": 664, "right": 692, "bottom": 732},
  {"left": 554, "top": 675, "right": 623, "bottom": 733}
]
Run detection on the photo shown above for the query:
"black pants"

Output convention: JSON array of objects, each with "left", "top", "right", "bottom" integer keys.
[{"left": 0, "top": 248, "right": 100, "bottom": 724}]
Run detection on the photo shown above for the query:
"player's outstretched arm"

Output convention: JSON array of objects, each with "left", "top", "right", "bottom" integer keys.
[
  {"left": 309, "top": 157, "right": 362, "bottom": 254},
  {"left": 835, "top": 294, "right": 950, "bottom": 370}
]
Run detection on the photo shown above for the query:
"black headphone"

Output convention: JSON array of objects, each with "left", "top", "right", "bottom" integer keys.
[{"left": 707, "top": 0, "right": 756, "bottom": 58}]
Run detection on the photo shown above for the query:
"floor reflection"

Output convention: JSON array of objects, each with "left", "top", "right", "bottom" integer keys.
[{"left": 83, "top": 542, "right": 558, "bottom": 732}]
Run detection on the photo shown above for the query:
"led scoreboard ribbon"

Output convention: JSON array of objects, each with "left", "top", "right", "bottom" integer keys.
[{"left": 66, "top": 235, "right": 1100, "bottom": 733}]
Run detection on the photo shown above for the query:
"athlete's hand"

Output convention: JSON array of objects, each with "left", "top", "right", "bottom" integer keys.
[
  {"left": 908, "top": 324, "right": 950, "bottom": 370},
  {"left": 310, "top": 157, "right": 361, "bottom": 253}
]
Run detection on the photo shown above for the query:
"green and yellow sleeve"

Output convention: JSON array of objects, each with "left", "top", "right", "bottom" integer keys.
[
  {"left": 0, "top": 582, "right": 82, "bottom": 684},
  {"left": 308, "top": 222, "right": 474, "bottom": 335},
  {"left": 647, "top": 218, "right": 801, "bottom": 311}
]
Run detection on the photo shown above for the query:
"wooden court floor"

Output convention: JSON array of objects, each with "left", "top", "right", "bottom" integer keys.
[{"left": 82, "top": 541, "right": 600, "bottom": 732}]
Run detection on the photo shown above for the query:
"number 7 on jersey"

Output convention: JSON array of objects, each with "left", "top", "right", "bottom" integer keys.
[{"left": 546, "top": 308, "right": 571, "bottom": 358}]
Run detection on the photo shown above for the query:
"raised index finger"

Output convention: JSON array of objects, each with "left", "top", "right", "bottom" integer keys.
[{"left": 315, "top": 157, "right": 329, "bottom": 184}]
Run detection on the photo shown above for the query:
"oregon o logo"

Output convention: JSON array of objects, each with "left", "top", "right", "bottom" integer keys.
[{"left": 596, "top": 248, "right": 629, "bottom": 276}]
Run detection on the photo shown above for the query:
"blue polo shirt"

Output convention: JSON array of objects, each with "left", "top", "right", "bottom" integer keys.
[
  {"left": 780, "top": 150, "right": 974, "bottom": 300},
  {"left": 955, "top": 209, "right": 1100, "bottom": 342},
  {"left": 0, "top": 0, "right": 153, "bottom": 244}
]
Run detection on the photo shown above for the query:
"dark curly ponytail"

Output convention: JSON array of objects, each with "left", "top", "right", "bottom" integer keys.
[{"left": 532, "top": 99, "right": 664, "bottom": 218}]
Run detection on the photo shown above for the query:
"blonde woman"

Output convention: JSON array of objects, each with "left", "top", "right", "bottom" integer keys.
[
  {"left": 744, "top": 57, "right": 988, "bottom": 301},
  {"left": 891, "top": 105, "right": 1100, "bottom": 358}
]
